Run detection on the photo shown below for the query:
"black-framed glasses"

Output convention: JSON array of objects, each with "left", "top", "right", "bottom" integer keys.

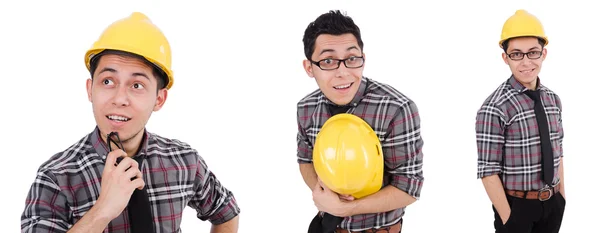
[
  {"left": 310, "top": 56, "right": 365, "bottom": 70},
  {"left": 107, "top": 131, "right": 124, "bottom": 152},
  {"left": 107, "top": 132, "right": 125, "bottom": 165},
  {"left": 506, "top": 51, "right": 543, "bottom": 61},
  {"left": 107, "top": 132, "right": 124, "bottom": 164}
]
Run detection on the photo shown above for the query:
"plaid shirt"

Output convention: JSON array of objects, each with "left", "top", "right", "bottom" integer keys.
[
  {"left": 297, "top": 77, "right": 425, "bottom": 231},
  {"left": 476, "top": 76, "right": 564, "bottom": 191},
  {"left": 21, "top": 127, "right": 240, "bottom": 233}
]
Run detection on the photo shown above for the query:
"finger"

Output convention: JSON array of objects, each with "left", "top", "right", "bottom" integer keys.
[
  {"left": 131, "top": 170, "right": 144, "bottom": 190},
  {"left": 124, "top": 167, "right": 142, "bottom": 181},
  {"left": 317, "top": 179, "right": 324, "bottom": 187},
  {"left": 125, "top": 159, "right": 139, "bottom": 172},
  {"left": 130, "top": 177, "right": 145, "bottom": 190},
  {"left": 318, "top": 180, "right": 329, "bottom": 191},
  {"left": 116, "top": 157, "right": 138, "bottom": 173},
  {"left": 105, "top": 149, "right": 127, "bottom": 171}
]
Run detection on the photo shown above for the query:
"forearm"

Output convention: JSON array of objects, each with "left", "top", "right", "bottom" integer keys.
[
  {"left": 558, "top": 157, "right": 565, "bottom": 198},
  {"left": 67, "top": 205, "right": 111, "bottom": 233},
  {"left": 210, "top": 215, "right": 239, "bottom": 233},
  {"left": 345, "top": 185, "right": 416, "bottom": 216},
  {"left": 482, "top": 175, "right": 510, "bottom": 221},
  {"left": 299, "top": 163, "right": 318, "bottom": 190}
]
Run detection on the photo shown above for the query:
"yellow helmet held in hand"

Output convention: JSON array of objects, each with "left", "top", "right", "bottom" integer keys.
[
  {"left": 313, "top": 113, "right": 384, "bottom": 199},
  {"left": 84, "top": 12, "right": 174, "bottom": 90},
  {"left": 499, "top": 9, "right": 548, "bottom": 48}
]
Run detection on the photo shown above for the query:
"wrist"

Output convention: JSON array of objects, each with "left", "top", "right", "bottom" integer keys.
[
  {"left": 88, "top": 203, "right": 113, "bottom": 226},
  {"left": 341, "top": 199, "right": 359, "bottom": 217}
]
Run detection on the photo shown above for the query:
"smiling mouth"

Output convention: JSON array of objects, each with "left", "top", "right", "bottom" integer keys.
[
  {"left": 520, "top": 68, "right": 535, "bottom": 74},
  {"left": 333, "top": 82, "right": 353, "bottom": 90},
  {"left": 107, "top": 115, "right": 131, "bottom": 122}
]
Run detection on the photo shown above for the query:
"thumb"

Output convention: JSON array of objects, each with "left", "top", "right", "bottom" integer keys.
[
  {"left": 317, "top": 179, "right": 330, "bottom": 192},
  {"left": 313, "top": 180, "right": 322, "bottom": 191}
]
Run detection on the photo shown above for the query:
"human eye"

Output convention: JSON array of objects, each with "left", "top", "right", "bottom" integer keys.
[
  {"left": 509, "top": 52, "right": 523, "bottom": 59},
  {"left": 322, "top": 58, "right": 334, "bottom": 64},
  {"left": 132, "top": 83, "right": 145, "bottom": 90},
  {"left": 102, "top": 79, "right": 114, "bottom": 86},
  {"left": 348, "top": 56, "right": 363, "bottom": 63},
  {"left": 319, "top": 58, "right": 338, "bottom": 69}
]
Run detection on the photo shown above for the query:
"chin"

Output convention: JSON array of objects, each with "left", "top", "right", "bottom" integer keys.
[
  {"left": 333, "top": 98, "right": 353, "bottom": 106},
  {"left": 515, "top": 75, "right": 537, "bottom": 84},
  {"left": 100, "top": 125, "right": 127, "bottom": 138}
]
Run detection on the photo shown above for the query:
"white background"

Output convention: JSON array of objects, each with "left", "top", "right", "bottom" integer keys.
[{"left": 1, "top": 0, "right": 598, "bottom": 232}]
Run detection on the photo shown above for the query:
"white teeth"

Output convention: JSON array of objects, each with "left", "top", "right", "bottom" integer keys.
[
  {"left": 334, "top": 83, "right": 351, "bottom": 89},
  {"left": 108, "top": 115, "right": 130, "bottom": 122},
  {"left": 521, "top": 69, "right": 534, "bottom": 73}
]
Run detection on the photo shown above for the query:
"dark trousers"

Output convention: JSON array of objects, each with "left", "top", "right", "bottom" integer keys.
[{"left": 493, "top": 192, "right": 566, "bottom": 233}]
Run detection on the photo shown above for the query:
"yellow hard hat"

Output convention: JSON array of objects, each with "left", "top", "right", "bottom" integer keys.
[
  {"left": 84, "top": 12, "right": 174, "bottom": 90},
  {"left": 499, "top": 9, "right": 548, "bottom": 48},
  {"left": 313, "top": 113, "right": 383, "bottom": 199}
]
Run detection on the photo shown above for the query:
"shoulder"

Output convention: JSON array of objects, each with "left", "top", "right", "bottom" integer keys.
[
  {"left": 146, "top": 132, "right": 204, "bottom": 165},
  {"left": 296, "top": 88, "right": 324, "bottom": 129},
  {"left": 149, "top": 132, "right": 194, "bottom": 151},
  {"left": 543, "top": 88, "right": 560, "bottom": 99},
  {"left": 147, "top": 132, "right": 199, "bottom": 158},
  {"left": 541, "top": 85, "right": 562, "bottom": 108},
  {"left": 365, "top": 78, "right": 418, "bottom": 113},
  {"left": 478, "top": 79, "right": 513, "bottom": 111},
  {"left": 35, "top": 134, "right": 95, "bottom": 182},
  {"left": 296, "top": 87, "right": 323, "bottom": 110}
]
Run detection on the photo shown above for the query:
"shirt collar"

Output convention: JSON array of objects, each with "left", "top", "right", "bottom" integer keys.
[
  {"left": 508, "top": 75, "right": 547, "bottom": 93},
  {"left": 89, "top": 126, "right": 149, "bottom": 160},
  {"left": 323, "top": 76, "right": 369, "bottom": 107}
]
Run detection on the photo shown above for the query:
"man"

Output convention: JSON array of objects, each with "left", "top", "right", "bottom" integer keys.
[
  {"left": 476, "top": 9, "right": 566, "bottom": 233},
  {"left": 297, "top": 10, "right": 425, "bottom": 233},
  {"left": 20, "top": 12, "right": 240, "bottom": 233}
]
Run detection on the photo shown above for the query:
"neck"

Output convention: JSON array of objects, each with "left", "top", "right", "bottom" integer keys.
[
  {"left": 514, "top": 76, "right": 539, "bottom": 91},
  {"left": 524, "top": 82, "right": 537, "bottom": 90},
  {"left": 121, "top": 138, "right": 143, "bottom": 157},
  {"left": 100, "top": 130, "right": 145, "bottom": 157}
]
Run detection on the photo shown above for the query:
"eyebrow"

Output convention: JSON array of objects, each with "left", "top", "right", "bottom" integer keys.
[
  {"left": 318, "top": 46, "right": 360, "bottom": 56},
  {"left": 509, "top": 47, "right": 541, "bottom": 53},
  {"left": 98, "top": 67, "right": 150, "bottom": 81}
]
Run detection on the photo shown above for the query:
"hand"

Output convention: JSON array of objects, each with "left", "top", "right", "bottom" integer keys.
[
  {"left": 338, "top": 194, "right": 355, "bottom": 202},
  {"left": 559, "top": 188, "right": 566, "bottom": 201},
  {"left": 501, "top": 209, "right": 511, "bottom": 225},
  {"left": 94, "top": 150, "right": 145, "bottom": 220},
  {"left": 312, "top": 179, "right": 351, "bottom": 217}
]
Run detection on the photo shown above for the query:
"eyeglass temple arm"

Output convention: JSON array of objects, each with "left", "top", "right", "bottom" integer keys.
[{"left": 107, "top": 132, "right": 124, "bottom": 152}]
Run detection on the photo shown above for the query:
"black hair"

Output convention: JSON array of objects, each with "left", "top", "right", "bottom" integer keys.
[
  {"left": 302, "top": 10, "right": 364, "bottom": 60},
  {"left": 502, "top": 37, "right": 546, "bottom": 53},
  {"left": 89, "top": 49, "right": 167, "bottom": 92}
]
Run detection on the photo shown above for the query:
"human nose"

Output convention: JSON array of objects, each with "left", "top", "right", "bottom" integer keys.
[
  {"left": 520, "top": 54, "right": 535, "bottom": 65},
  {"left": 112, "top": 85, "right": 130, "bottom": 107},
  {"left": 335, "top": 61, "right": 350, "bottom": 78}
]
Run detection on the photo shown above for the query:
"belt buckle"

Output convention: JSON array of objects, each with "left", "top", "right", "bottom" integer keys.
[{"left": 538, "top": 187, "right": 553, "bottom": 201}]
